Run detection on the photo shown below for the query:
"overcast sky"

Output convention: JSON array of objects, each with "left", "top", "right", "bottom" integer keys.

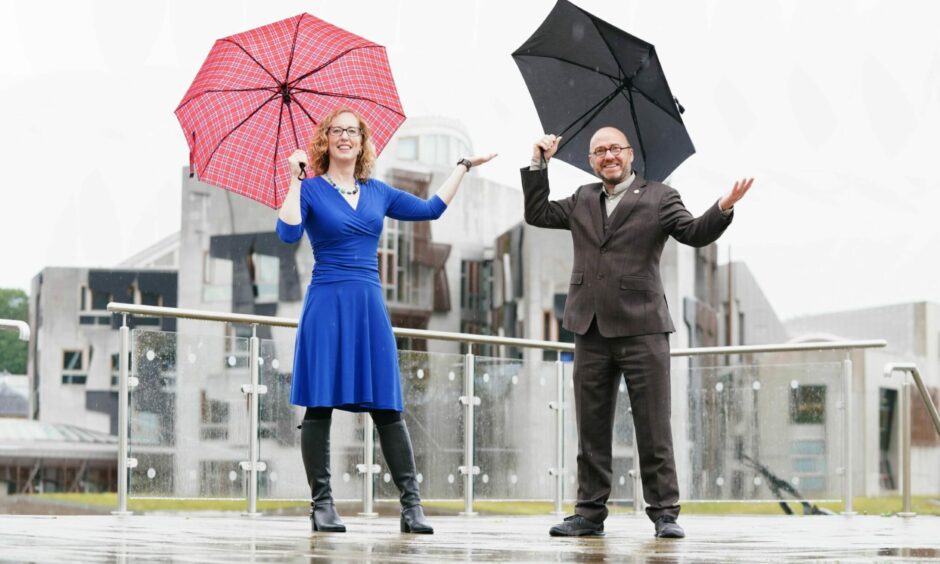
[{"left": 1, "top": 0, "right": 938, "bottom": 321}]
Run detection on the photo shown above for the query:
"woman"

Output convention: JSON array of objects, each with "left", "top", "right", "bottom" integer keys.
[{"left": 276, "top": 107, "right": 495, "bottom": 534}]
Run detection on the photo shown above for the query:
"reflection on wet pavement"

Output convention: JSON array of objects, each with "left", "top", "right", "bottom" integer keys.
[{"left": 0, "top": 514, "right": 938, "bottom": 562}]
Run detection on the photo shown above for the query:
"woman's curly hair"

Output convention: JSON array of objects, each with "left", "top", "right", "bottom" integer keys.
[{"left": 307, "top": 107, "right": 376, "bottom": 182}]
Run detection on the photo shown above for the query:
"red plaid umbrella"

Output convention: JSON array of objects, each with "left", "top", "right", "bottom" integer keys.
[{"left": 175, "top": 13, "right": 405, "bottom": 208}]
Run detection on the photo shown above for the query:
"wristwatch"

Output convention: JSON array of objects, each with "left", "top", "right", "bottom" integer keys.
[{"left": 457, "top": 158, "right": 472, "bottom": 172}]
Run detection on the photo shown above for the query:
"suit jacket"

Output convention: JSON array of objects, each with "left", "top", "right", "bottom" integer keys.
[{"left": 521, "top": 167, "right": 733, "bottom": 337}]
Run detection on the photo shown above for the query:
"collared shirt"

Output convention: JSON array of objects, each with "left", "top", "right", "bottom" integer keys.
[{"left": 601, "top": 173, "right": 636, "bottom": 217}]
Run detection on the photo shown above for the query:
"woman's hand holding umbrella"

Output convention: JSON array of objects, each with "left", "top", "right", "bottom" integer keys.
[
  {"left": 288, "top": 149, "right": 309, "bottom": 181},
  {"left": 278, "top": 149, "right": 309, "bottom": 224}
]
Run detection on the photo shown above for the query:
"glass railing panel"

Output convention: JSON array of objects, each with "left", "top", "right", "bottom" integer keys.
[
  {"left": 373, "top": 350, "right": 465, "bottom": 502},
  {"left": 470, "top": 354, "right": 555, "bottom": 502},
  {"left": 128, "top": 328, "right": 250, "bottom": 499},
  {"left": 682, "top": 358, "right": 845, "bottom": 502},
  {"left": 256, "top": 336, "right": 364, "bottom": 502}
]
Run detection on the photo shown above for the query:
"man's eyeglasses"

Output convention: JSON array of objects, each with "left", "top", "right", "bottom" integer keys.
[
  {"left": 589, "top": 144, "right": 631, "bottom": 158},
  {"left": 327, "top": 126, "right": 362, "bottom": 138}
]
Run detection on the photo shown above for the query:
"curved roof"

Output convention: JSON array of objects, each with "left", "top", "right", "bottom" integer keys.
[{"left": 0, "top": 419, "right": 116, "bottom": 460}]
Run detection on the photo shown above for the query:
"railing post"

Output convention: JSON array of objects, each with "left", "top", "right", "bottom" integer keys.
[
  {"left": 548, "top": 359, "right": 566, "bottom": 515},
  {"left": 113, "top": 314, "right": 133, "bottom": 515},
  {"left": 240, "top": 324, "right": 265, "bottom": 517},
  {"left": 842, "top": 354, "right": 856, "bottom": 516},
  {"left": 458, "top": 345, "right": 480, "bottom": 516},
  {"left": 899, "top": 377, "right": 915, "bottom": 517},
  {"left": 358, "top": 415, "right": 379, "bottom": 517}
]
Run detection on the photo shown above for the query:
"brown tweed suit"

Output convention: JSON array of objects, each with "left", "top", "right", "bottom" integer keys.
[{"left": 521, "top": 167, "right": 732, "bottom": 522}]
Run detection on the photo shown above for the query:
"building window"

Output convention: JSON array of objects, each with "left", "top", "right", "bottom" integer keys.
[
  {"left": 790, "top": 440, "right": 825, "bottom": 455},
  {"left": 202, "top": 252, "right": 234, "bottom": 302},
  {"left": 878, "top": 387, "right": 897, "bottom": 489},
  {"left": 224, "top": 325, "right": 251, "bottom": 369},
  {"left": 80, "top": 286, "right": 113, "bottom": 325},
  {"left": 501, "top": 253, "right": 513, "bottom": 303},
  {"left": 91, "top": 290, "right": 110, "bottom": 311},
  {"left": 398, "top": 136, "right": 418, "bottom": 160},
  {"left": 199, "top": 460, "right": 241, "bottom": 497},
  {"left": 140, "top": 291, "right": 162, "bottom": 307},
  {"left": 200, "top": 391, "right": 230, "bottom": 441},
  {"left": 542, "top": 310, "right": 559, "bottom": 361},
  {"left": 796, "top": 476, "right": 826, "bottom": 492},
  {"left": 419, "top": 135, "right": 451, "bottom": 166},
  {"left": 790, "top": 384, "right": 826, "bottom": 424},
  {"left": 792, "top": 457, "right": 826, "bottom": 473},
  {"left": 461, "top": 260, "right": 482, "bottom": 312},
  {"left": 379, "top": 220, "right": 400, "bottom": 302},
  {"left": 62, "top": 350, "right": 86, "bottom": 385},
  {"left": 250, "top": 253, "right": 280, "bottom": 304}
]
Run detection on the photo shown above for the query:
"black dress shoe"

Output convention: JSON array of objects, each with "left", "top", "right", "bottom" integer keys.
[
  {"left": 654, "top": 515, "right": 685, "bottom": 538},
  {"left": 549, "top": 515, "right": 605, "bottom": 537}
]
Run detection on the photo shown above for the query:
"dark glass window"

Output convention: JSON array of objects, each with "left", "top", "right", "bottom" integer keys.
[{"left": 790, "top": 385, "right": 826, "bottom": 424}]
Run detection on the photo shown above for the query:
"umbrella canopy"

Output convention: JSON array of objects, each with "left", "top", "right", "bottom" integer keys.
[
  {"left": 176, "top": 13, "right": 405, "bottom": 208},
  {"left": 512, "top": 0, "right": 693, "bottom": 182}
]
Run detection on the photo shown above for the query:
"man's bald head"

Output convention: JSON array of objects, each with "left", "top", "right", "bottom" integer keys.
[
  {"left": 588, "top": 127, "right": 634, "bottom": 187},
  {"left": 589, "top": 127, "right": 629, "bottom": 148}
]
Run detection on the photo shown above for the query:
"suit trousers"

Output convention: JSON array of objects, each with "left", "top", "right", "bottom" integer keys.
[{"left": 572, "top": 319, "right": 680, "bottom": 523}]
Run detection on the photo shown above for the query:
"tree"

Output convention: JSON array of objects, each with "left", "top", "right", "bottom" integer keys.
[{"left": 0, "top": 288, "right": 28, "bottom": 374}]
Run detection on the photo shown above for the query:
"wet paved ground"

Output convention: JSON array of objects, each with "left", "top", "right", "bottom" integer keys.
[{"left": 1, "top": 513, "right": 938, "bottom": 562}]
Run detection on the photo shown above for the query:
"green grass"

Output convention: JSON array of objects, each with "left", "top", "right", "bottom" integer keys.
[
  {"left": 34, "top": 493, "right": 940, "bottom": 516},
  {"left": 424, "top": 498, "right": 940, "bottom": 516},
  {"left": 37, "top": 493, "right": 307, "bottom": 512}
]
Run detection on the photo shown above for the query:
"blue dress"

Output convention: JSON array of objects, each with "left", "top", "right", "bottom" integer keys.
[{"left": 276, "top": 176, "right": 447, "bottom": 412}]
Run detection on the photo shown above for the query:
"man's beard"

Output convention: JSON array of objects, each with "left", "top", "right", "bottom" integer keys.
[{"left": 599, "top": 165, "right": 630, "bottom": 185}]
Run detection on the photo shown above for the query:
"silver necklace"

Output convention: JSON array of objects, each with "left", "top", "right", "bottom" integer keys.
[{"left": 323, "top": 173, "right": 360, "bottom": 195}]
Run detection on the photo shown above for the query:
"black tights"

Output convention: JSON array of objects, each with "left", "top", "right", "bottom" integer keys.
[{"left": 304, "top": 407, "right": 401, "bottom": 426}]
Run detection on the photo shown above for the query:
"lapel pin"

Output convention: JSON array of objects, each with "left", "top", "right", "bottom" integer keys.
[{"left": 633, "top": 189, "right": 639, "bottom": 194}]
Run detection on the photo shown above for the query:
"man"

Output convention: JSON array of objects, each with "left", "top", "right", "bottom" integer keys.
[{"left": 521, "top": 128, "right": 753, "bottom": 538}]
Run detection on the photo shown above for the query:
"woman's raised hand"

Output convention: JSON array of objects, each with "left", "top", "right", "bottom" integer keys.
[
  {"left": 288, "top": 149, "right": 309, "bottom": 180},
  {"left": 469, "top": 153, "right": 498, "bottom": 167}
]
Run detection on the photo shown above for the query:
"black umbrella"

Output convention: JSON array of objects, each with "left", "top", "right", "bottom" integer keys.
[{"left": 512, "top": 0, "right": 693, "bottom": 182}]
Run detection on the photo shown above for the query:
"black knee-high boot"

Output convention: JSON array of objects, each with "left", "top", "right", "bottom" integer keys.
[
  {"left": 376, "top": 420, "right": 433, "bottom": 534},
  {"left": 301, "top": 419, "right": 346, "bottom": 532}
]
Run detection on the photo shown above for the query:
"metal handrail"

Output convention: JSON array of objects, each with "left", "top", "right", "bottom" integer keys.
[
  {"left": 0, "top": 319, "right": 30, "bottom": 342},
  {"left": 107, "top": 303, "right": 886, "bottom": 356},
  {"left": 884, "top": 362, "right": 940, "bottom": 518},
  {"left": 105, "top": 301, "right": 887, "bottom": 517}
]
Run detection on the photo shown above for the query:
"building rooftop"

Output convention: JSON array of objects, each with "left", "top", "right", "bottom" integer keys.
[{"left": 0, "top": 419, "right": 116, "bottom": 460}]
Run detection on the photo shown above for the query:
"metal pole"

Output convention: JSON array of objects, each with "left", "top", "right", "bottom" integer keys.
[
  {"left": 841, "top": 355, "right": 855, "bottom": 515},
  {"left": 359, "top": 415, "right": 378, "bottom": 517},
  {"left": 549, "top": 359, "right": 566, "bottom": 516},
  {"left": 245, "top": 325, "right": 261, "bottom": 516},
  {"left": 114, "top": 314, "right": 131, "bottom": 515},
  {"left": 909, "top": 366, "right": 940, "bottom": 438},
  {"left": 899, "top": 378, "right": 915, "bottom": 517},
  {"left": 459, "top": 347, "right": 479, "bottom": 516}
]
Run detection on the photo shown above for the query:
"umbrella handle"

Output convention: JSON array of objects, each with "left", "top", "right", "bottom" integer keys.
[{"left": 298, "top": 162, "right": 307, "bottom": 180}]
